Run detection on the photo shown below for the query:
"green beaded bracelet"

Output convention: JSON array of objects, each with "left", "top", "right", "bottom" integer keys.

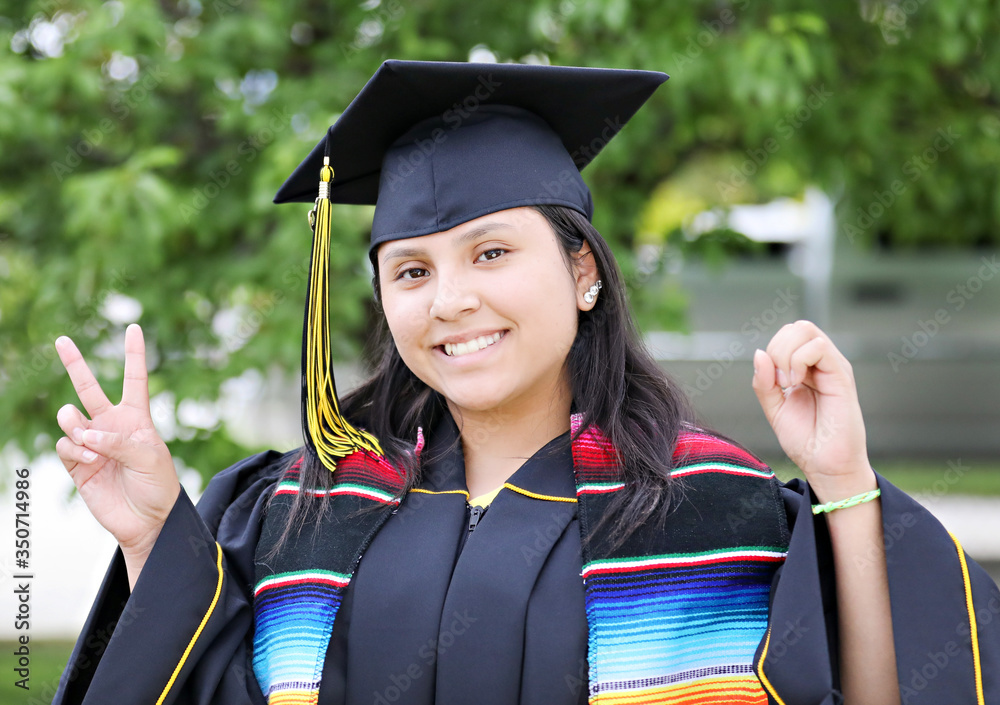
[{"left": 811, "top": 488, "right": 881, "bottom": 515}]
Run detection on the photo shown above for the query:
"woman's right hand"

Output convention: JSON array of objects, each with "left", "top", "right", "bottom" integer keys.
[{"left": 54, "top": 324, "right": 180, "bottom": 583}]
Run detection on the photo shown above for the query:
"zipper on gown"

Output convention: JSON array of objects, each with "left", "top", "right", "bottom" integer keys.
[{"left": 457, "top": 502, "right": 488, "bottom": 556}]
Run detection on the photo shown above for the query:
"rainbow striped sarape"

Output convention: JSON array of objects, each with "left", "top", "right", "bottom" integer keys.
[
  {"left": 252, "top": 417, "right": 789, "bottom": 704},
  {"left": 572, "top": 417, "right": 790, "bottom": 704},
  {"left": 252, "top": 449, "right": 411, "bottom": 705}
]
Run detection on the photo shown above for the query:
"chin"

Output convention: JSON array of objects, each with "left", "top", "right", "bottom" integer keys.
[
  {"left": 448, "top": 395, "right": 508, "bottom": 414},
  {"left": 439, "top": 386, "right": 514, "bottom": 415}
]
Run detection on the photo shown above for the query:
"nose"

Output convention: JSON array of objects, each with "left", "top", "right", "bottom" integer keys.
[{"left": 428, "top": 270, "right": 480, "bottom": 320}]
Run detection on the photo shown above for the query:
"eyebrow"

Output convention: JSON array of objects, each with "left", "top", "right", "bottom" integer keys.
[{"left": 379, "top": 222, "right": 514, "bottom": 265}]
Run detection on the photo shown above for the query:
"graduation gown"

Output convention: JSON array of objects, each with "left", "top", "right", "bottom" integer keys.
[{"left": 53, "top": 414, "right": 1000, "bottom": 704}]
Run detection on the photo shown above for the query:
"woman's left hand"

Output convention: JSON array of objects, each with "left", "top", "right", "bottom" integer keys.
[{"left": 751, "top": 320, "right": 876, "bottom": 502}]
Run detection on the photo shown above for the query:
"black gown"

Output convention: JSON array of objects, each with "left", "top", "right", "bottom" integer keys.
[{"left": 53, "top": 414, "right": 1000, "bottom": 704}]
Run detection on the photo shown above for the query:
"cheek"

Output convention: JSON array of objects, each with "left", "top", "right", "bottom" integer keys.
[
  {"left": 505, "top": 269, "right": 578, "bottom": 336},
  {"left": 382, "top": 296, "right": 426, "bottom": 354}
]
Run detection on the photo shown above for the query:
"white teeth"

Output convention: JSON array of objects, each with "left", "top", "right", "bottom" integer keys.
[{"left": 444, "top": 331, "right": 504, "bottom": 357}]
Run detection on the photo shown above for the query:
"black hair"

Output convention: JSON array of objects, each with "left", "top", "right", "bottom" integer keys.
[{"left": 268, "top": 204, "right": 703, "bottom": 554}]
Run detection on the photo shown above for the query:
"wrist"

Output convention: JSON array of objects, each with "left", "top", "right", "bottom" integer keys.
[
  {"left": 812, "top": 488, "right": 881, "bottom": 515},
  {"left": 120, "top": 481, "right": 180, "bottom": 553},
  {"left": 120, "top": 521, "right": 168, "bottom": 592},
  {"left": 808, "top": 465, "right": 878, "bottom": 505},
  {"left": 118, "top": 534, "right": 160, "bottom": 565},
  {"left": 122, "top": 550, "right": 151, "bottom": 593}
]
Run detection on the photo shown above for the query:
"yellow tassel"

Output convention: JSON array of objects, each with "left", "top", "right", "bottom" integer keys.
[{"left": 304, "top": 157, "right": 383, "bottom": 470}]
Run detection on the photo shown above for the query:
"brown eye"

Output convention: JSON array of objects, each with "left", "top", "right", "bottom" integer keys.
[
  {"left": 476, "top": 248, "right": 506, "bottom": 262},
  {"left": 397, "top": 268, "right": 428, "bottom": 280}
]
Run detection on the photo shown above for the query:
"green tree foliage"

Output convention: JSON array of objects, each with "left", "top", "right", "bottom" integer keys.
[{"left": 1, "top": 0, "right": 997, "bottom": 475}]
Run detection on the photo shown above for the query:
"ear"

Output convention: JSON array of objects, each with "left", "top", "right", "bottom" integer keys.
[{"left": 573, "top": 242, "right": 600, "bottom": 311}]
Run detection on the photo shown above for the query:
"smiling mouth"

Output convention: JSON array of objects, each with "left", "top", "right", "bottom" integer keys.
[{"left": 439, "top": 331, "right": 506, "bottom": 358}]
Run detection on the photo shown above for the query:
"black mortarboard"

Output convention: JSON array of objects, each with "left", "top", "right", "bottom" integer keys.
[
  {"left": 275, "top": 60, "right": 667, "bottom": 252},
  {"left": 274, "top": 59, "right": 668, "bottom": 473}
]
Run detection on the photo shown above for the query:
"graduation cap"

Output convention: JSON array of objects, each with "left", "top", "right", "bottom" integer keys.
[{"left": 274, "top": 59, "right": 668, "bottom": 473}]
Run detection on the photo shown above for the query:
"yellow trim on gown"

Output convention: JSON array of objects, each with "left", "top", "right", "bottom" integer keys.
[{"left": 468, "top": 485, "right": 503, "bottom": 507}]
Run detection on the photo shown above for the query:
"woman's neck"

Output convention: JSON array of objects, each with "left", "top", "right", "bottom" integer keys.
[{"left": 448, "top": 389, "right": 572, "bottom": 498}]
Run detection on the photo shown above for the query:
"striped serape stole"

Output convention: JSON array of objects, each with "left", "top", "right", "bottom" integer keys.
[
  {"left": 252, "top": 449, "right": 409, "bottom": 704},
  {"left": 571, "top": 416, "right": 790, "bottom": 704}
]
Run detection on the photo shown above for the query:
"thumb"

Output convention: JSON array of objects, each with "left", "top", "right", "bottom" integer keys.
[
  {"left": 81, "top": 429, "right": 157, "bottom": 470},
  {"left": 751, "top": 348, "right": 784, "bottom": 424}
]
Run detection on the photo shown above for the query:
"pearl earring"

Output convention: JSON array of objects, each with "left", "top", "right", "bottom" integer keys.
[{"left": 583, "top": 280, "right": 603, "bottom": 304}]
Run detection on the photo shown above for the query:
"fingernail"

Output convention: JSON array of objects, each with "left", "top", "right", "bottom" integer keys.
[
  {"left": 82, "top": 450, "right": 98, "bottom": 463},
  {"left": 82, "top": 429, "right": 103, "bottom": 445},
  {"left": 72, "top": 427, "right": 84, "bottom": 444},
  {"left": 776, "top": 368, "right": 790, "bottom": 388}
]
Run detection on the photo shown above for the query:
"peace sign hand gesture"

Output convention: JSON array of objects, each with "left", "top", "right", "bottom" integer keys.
[{"left": 54, "top": 324, "right": 180, "bottom": 581}]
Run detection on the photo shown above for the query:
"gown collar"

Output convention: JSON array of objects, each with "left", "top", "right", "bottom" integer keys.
[{"left": 417, "top": 411, "right": 576, "bottom": 502}]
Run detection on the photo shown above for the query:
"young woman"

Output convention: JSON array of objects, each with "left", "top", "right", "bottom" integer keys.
[{"left": 52, "top": 60, "right": 998, "bottom": 705}]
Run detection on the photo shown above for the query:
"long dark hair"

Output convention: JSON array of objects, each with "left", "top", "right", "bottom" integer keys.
[{"left": 270, "top": 204, "right": 701, "bottom": 552}]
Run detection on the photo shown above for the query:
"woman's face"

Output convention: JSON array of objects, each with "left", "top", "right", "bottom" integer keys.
[{"left": 376, "top": 207, "right": 597, "bottom": 420}]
